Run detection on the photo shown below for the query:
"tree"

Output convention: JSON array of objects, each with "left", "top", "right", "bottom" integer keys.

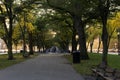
[
  {"left": 86, "top": 25, "right": 101, "bottom": 53},
  {"left": 45, "top": 12, "right": 73, "bottom": 51},
  {"left": 35, "top": 17, "right": 47, "bottom": 51},
  {"left": 52, "top": 13, "right": 77, "bottom": 52},
  {"left": 53, "top": 19, "right": 72, "bottom": 51},
  {"left": 46, "top": 0, "right": 99, "bottom": 59},
  {"left": 107, "top": 12, "right": 120, "bottom": 50},
  {"left": 0, "top": 0, "right": 15, "bottom": 60},
  {"left": 0, "top": 0, "right": 36, "bottom": 59},
  {"left": 26, "top": 22, "right": 35, "bottom": 55},
  {"left": 14, "top": 0, "right": 37, "bottom": 56},
  {"left": 15, "top": 13, "right": 35, "bottom": 56},
  {"left": 12, "top": 25, "right": 21, "bottom": 53},
  {"left": 98, "top": 0, "right": 120, "bottom": 66}
]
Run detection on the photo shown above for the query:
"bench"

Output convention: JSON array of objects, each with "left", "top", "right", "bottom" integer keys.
[{"left": 91, "top": 65, "right": 120, "bottom": 80}]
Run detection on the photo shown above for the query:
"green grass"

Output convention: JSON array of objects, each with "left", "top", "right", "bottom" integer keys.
[
  {"left": 108, "top": 54, "right": 120, "bottom": 69},
  {"left": 0, "top": 53, "right": 37, "bottom": 70},
  {"left": 64, "top": 53, "right": 120, "bottom": 75}
]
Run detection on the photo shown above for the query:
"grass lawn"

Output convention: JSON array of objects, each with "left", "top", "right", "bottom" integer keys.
[
  {"left": 0, "top": 53, "right": 37, "bottom": 70},
  {"left": 64, "top": 53, "right": 120, "bottom": 75}
]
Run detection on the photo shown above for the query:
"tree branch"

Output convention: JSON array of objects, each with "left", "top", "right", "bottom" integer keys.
[{"left": 46, "top": 0, "right": 74, "bottom": 16}]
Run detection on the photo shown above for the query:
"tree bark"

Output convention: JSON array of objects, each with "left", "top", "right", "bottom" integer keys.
[
  {"left": 90, "top": 40, "right": 94, "bottom": 53},
  {"left": 73, "top": 15, "right": 89, "bottom": 60},
  {"left": 28, "top": 33, "right": 34, "bottom": 55},
  {"left": 7, "top": 36, "right": 13, "bottom": 60},
  {"left": 99, "top": 0, "right": 110, "bottom": 66},
  {"left": 97, "top": 36, "right": 101, "bottom": 53},
  {"left": 72, "top": 28, "right": 77, "bottom": 52},
  {"left": 2, "top": 20, "right": 13, "bottom": 60},
  {"left": 101, "top": 19, "right": 109, "bottom": 66},
  {"left": 7, "top": 5, "right": 13, "bottom": 60},
  {"left": 15, "top": 44, "right": 18, "bottom": 53}
]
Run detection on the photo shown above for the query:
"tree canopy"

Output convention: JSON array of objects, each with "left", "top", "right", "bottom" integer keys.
[{"left": 0, "top": 0, "right": 120, "bottom": 67}]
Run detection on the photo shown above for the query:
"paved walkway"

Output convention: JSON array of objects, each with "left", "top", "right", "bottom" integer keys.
[{"left": 0, "top": 54, "right": 85, "bottom": 80}]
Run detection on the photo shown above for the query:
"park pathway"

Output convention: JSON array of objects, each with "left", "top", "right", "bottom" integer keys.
[{"left": 0, "top": 54, "right": 84, "bottom": 80}]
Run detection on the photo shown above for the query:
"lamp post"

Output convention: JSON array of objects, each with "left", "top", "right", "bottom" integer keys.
[{"left": 117, "top": 28, "right": 120, "bottom": 55}]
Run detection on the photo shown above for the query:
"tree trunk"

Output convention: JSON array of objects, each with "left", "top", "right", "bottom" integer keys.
[
  {"left": 73, "top": 16, "right": 89, "bottom": 60},
  {"left": 7, "top": 36, "right": 13, "bottom": 60},
  {"left": 28, "top": 33, "right": 34, "bottom": 55},
  {"left": 1, "top": 1, "right": 14, "bottom": 60},
  {"left": 99, "top": 0, "right": 110, "bottom": 67},
  {"left": 101, "top": 19, "right": 109, "bottom": 66},
  {"left": 37, "top": 45, "right": 41, "bottom": 52},
  {"left": 15, "top": 44, "right": 17, "bottom": 53},
  {"left": 72, "top": 28, "right": 77, "bottom": 52},
  {"left": 3, "top": 20, "right": 13, "bottom": 60},
  {"left": 90, "top": 40, "right": 94, "bottom": 53},
  {"left": 8, "top": 9, "right": 13, "bottom": 60},
  {"left": 97, "top": 36, "right": 101, "bottom": 53},
  {"left": 36, "top": 33, "right": 41, "bottom": 52},
  {"left": 23, "top": 26, "right": 27, "bottom": 57}
]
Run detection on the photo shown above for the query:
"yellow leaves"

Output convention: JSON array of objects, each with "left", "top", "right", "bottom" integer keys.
[
  {"left": 12, "top": 26, "right": 20, "bottom": 39},
  {"left": 116, "top": 12, "right": 120, "bottom": 19},
  {"left": 26, "top": 13, "right": 35, "bottom": 22},
  {"left": 107, "top": 12, "right": 120, "bottom": 35},
  {"left": 26, "top": 22, "right": 35, "bottom": 33},
  {"left": 107, "top": 20, "right": 116, "bottom": 31},
  {"left": 106, "top": 12, "right": 120, "bottom": 38},
  {"left": 86, "top": 26, "right": 101, "bottom": 42},
  {"left": 113, "top": 12, "right": 120, "bottom": 28},
  {"left": 16, "top": 18, "right": 35, "bottom": 33}
]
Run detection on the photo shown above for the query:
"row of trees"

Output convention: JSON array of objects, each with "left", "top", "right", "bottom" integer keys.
[
  {"left": 0, "top": 0, "right": 120, "bottom": 66},
  {"left": 0, "top": 0, "right": 72, "bottom": 59},
  {"left": 0, "top": 0, "right": 39, "bottom": 59},
  {"left": 45, "top": 0, "right": 120, "bottom": 66}
]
